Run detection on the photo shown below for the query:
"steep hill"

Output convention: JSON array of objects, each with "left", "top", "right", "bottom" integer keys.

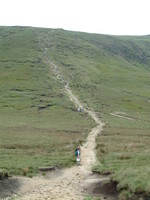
[
  {"left": 39, "top": 28, "right": 150, "bottom": 122},
  {"left": 0, "top": 26, "right": 95, "bottom": 176},
  {"left": 0, "top": 26, "right": 150, "bottom": 198}
]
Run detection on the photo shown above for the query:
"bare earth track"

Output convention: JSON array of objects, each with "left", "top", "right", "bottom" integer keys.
[{"left": 1, "top": 56, "right": 116, "bottom": 200}]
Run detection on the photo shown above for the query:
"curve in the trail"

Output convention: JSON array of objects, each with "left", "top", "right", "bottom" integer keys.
[
  {"left": 64, "top": 84, "right": 104, "bottom": 171},
  {"left": 45, "top": 55, "right": 105, "bottom": 171},
  {"left": 17, "top": 59, "right": 106, "bottom": 200},
  {"left": 9, "top": 39, "right": 109, "bottom": 200}
]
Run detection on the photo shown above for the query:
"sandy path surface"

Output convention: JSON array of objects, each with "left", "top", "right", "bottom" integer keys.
[
  {"left": 2, "top": 57, "right": 114, "bottom": 200},
  {"left": 16, "top": 65, "right": 105, "bottom": 200}
]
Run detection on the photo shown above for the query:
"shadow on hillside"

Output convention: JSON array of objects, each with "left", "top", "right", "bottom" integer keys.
[
  {"left": 83, "top": 173, "right": 119, "bottom": 200},
  {"left": 0, "top": 177, "right": 20, "bottom": 199},
  {"left": 92, "top": 180, "right": 119, "bottom": 200}
]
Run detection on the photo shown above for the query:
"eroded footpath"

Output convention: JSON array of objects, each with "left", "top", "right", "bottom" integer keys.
[{"left": 1, "top": 59, "right": 115, "bottom": 200}]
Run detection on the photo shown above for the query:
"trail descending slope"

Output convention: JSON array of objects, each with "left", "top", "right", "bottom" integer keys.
[
  {"left": 7, "top": 54, "right": 112, "bottom": 200},
  {"left": 47, "top": 58, "right": 104, "bottom": 170},
  {"left": 64, "top": 84, "right": 103, "bottom": 171},
  {"left": 14, "top": 59, "right": 109, "bottom": 200}
]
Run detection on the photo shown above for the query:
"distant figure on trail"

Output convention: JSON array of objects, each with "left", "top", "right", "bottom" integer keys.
[
  {"left": 75, "top": 145, "right": 81, "bottom": 165},
  {"left": 77, "top": 107, "right": 84, "bottom": 112}
]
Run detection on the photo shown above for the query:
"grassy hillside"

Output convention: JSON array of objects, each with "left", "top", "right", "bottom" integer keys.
[
  {"left": 1, "top": 26, "right": 150, "bottom": 198},
  {"left": 0, "top": 26, "right": 95, "bottom": 176},
  {"left": 38, "top": 29, "right": 150, "bottom": 198}
]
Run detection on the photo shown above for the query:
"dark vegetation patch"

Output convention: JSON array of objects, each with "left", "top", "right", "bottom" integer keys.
[
  {"left": 38, "top": 103, "right": 53, "bottom": 111},
  {"left": 0, "top": 177, "right": 20, "bottom": 199},
  {"left": 84, "top": 177, "right": 119, "bottom": 200},
  {"left": 96, "top": 180, "right": 118, "bottom": 199},
  {"left": 0, "top": 171, "right": 9, "bottom": 180}
]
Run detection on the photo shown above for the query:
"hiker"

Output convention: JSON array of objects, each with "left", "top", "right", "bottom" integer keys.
[
  {"left": 75, "top": 145, "right": 81, "bottom": 165},
  {"left": 75, "top": 145, "right": 81, "bottom": 158}
]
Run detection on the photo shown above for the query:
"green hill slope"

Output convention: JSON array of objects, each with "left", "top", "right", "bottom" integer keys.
[
  {"left": 1, "top": 26, "right": 150, "bottom": 198},
  {"left": 40, "top": 28, "right": 150, "bottom": 125},
  {"left": 0, "top": 27, "right": 95, "bottom": 176},
  {"left": 37, "top": 28, "right": 150, "bottom": 198}
]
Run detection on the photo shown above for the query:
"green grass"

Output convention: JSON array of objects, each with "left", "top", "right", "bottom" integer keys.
[
  {"left": 0, "top": 107, "right": 94, "bottom": 176},
  {"left": 39, "top": 29, "right": 150, "bottom": 122},
  {"left": 93, "top": 127, "right": 150, "bottom": 194},
  {"left": 1, "top": 26, "right": 150, "bottom": 198},
  {"left": 0, "top": 26, "right": 95, "bottom": 176},
  {"left": 84, "top": 196, "right": 101, "bottom": 200},
  {"left": 37, "top": 28, "right": 150, "bottom": 197}
]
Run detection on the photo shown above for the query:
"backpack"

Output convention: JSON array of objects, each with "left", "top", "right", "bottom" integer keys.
[
  {"left": 75, "top": 149, "right": 80, "bottom": 156},
  {"left": 75, "top": 149, "right": 78, "bottom": 156}
]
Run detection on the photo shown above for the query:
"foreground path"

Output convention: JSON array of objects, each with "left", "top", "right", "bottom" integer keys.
[
  {"left": 16, "top": 60, "right": 105, "bottom": 200},
  {"left": 4, "top": 59, "right": 111, "bottom": 199}
]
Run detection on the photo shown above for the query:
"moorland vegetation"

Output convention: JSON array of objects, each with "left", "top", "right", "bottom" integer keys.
[{"left": 0, "top": 26, "right": 150, "bottom": 199}]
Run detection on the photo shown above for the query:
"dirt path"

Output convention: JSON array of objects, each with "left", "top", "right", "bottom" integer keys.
[
  {"left": 14, "top": 61, "right": 107, "bottom": 200},
  {"left": 2, "top": 52, "right": 115, "bottom": 200},
  {"left": 110, "top": 112, "right": 135, "bottom": 121},
  {"left": 64, "top": 84, "right": 104, "bottom": 171}
]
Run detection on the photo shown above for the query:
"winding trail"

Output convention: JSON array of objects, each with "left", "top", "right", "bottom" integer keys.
[
  {"left": 64, "top": 84, "right": 103, "bottom": 171},
  {"left": 16, "top": 60, "right": 107, "bottom": 200},
  {"left": 3, "top": 44, "right": 113, "bottom": 200},
  {"left": 45, "top": 58, "right": 104, "bottom": 171}
]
